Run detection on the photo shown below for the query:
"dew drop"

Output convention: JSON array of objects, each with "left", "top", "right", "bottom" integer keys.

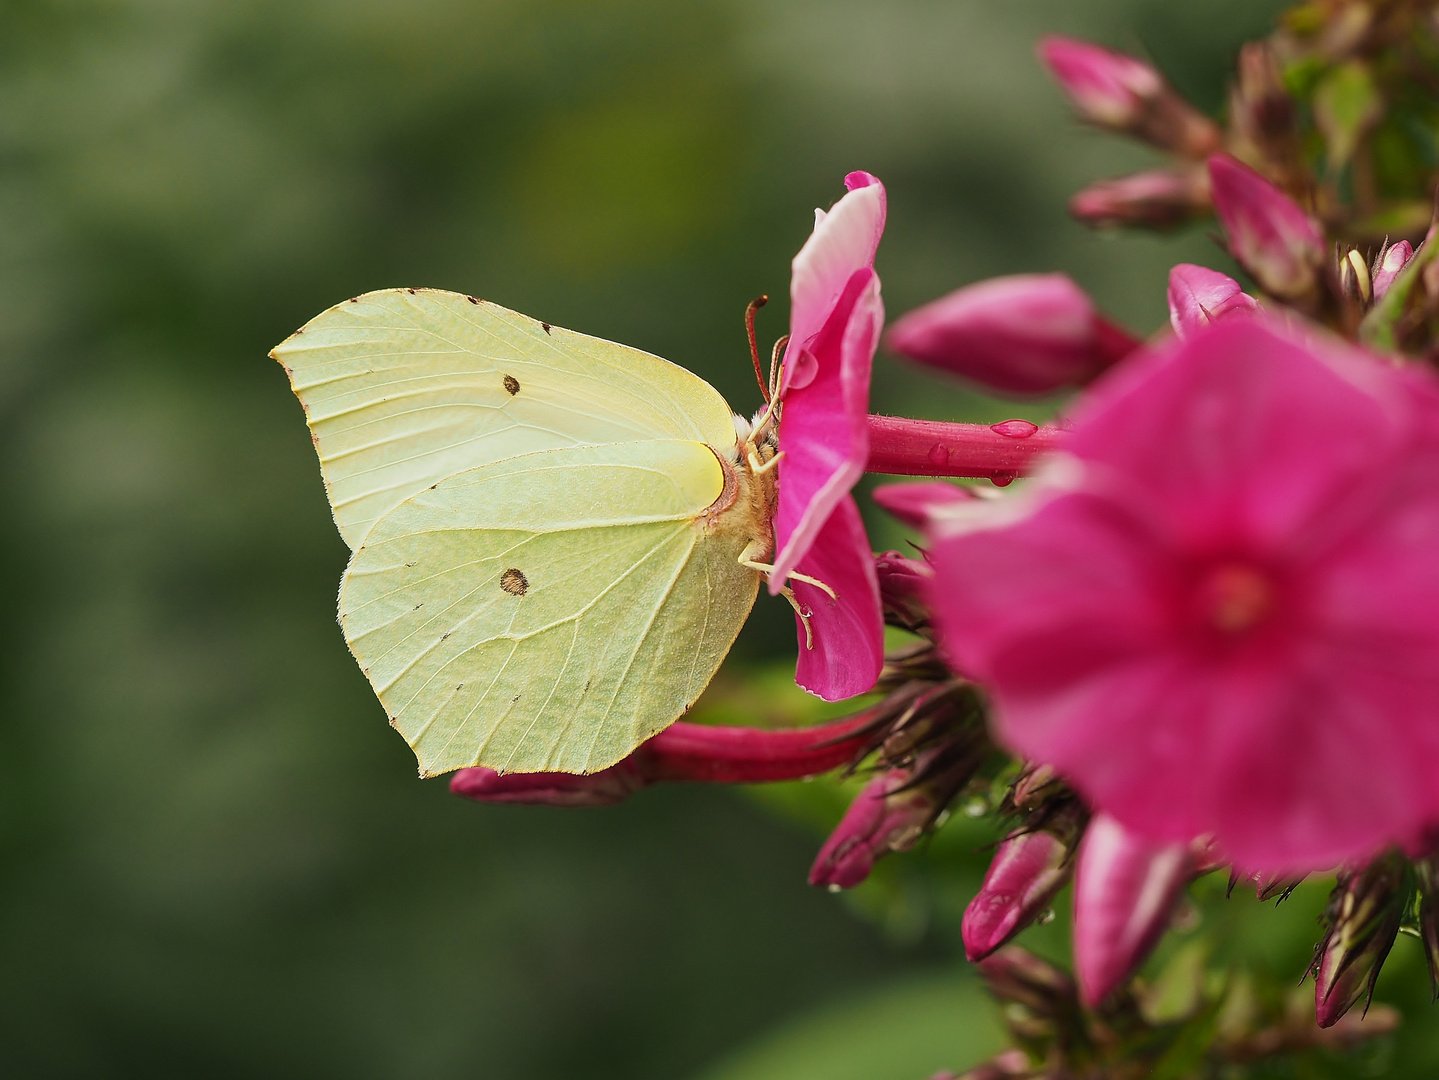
[
  {"left": 1036, "top": 907, "right": 1057, "bottom": 926},
  {"left": 991, "top": 418, "right": 1038, "bottom": 439},
  {"left": 962, "top": 796, "right": 988, "bottom": 818},
  {"left": 826, "top": 884, "right": 843, "bottom": 894},
  {"left": 928, "top": 443, "right": 950, "bottom": 466},
  {"left": 991, "top": 473, "right": 1015, "bottom": 487}
]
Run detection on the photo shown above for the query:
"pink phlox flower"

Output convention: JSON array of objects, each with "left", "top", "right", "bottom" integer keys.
[
  {"left": 1167, "top": 263, "right": 1260, "bottom": 339},
  {"left": 872, "top": 480, "right": 977, "bottom": 530},
  {"left": 928, "top": 317, "right": 1439, "bottom": 872},
  {"left": 886, "top": 273, "right": 1140, "bottom": 397},
  {"left": 773, "top": 171, "right": 886, "bottom": 701}
]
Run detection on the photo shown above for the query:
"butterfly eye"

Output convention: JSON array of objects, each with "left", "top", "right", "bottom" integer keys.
[
  {"left": 503, "top": 375, "right": 521, "bottom": 396},
  {"left": 500, "top": 568, "right": 529, "bottom": 596}
]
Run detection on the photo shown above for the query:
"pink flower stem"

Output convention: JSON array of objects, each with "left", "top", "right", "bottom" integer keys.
[{"left": 866, "top": 414, "right": 1065, "bottom": 483}]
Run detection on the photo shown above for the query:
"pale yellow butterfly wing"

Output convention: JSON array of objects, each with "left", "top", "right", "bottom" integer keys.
[
  {"left": 339, "top": 440, "right": 759, "bottom": 776},
  {"left": 272, "top": 288, "right": 738, "bottom": 548}
]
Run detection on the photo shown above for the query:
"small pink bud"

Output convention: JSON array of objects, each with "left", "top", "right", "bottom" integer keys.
[
  {"left": 1208, "top": 154, "right": 1324, "bottom": 300},
  {"left": 1069, "top": 167, "right": 1210, "bottom": 229},
  {"left": 963, "top": 828, "right": 1073, "bottom": 961},
  {"left": 874, "top": 550, "right": 932, "bottom": 631},
  {"left": 1372, "top": 240, "right": 1416, "bottom": 301},
  {"left": 1038, "top": 36, "right": 1219, "bottom": 156},
  {"left": 449, "top": 762, "right": 644, "bottom": 807},
  {"left": 1167, "top": 264, "right": 1260, "bottom": 339},
  {"left": 1072, "top": 813, "right": 1192, "bottom": 1006},
  {"left": 1037, "top": 36, "right": 1161, "bottom": 129},
  {"left": 886, "top": 273, "right": 1140, "bottom": 396},
  {"left": 808, "top": 768, "right": 935, "bottom": 889},
  {"left": 451, "top": 714, "right": 878, "bottom": 807},
  {"left": 872, "top": 481, "right": 974, "bottom": 529},
  {"left": 944, "top": 1049, "right": 1032, "bottom": 1080}
]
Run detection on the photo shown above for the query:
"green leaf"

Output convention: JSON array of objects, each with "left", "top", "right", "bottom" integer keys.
[
  {"left": 1314, "top": 60, "right": 1383, "bottom": 169},
  {"left": 693, "top": 972, "right": 1005, "bottom": 1080}
]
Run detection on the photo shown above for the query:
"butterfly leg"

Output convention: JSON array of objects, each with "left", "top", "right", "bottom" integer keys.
[{"left": 746, "top": 448, "right": 784, "bottom": 475}]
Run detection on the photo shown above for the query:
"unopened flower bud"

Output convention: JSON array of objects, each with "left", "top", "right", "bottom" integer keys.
[
  {"left": 1372, "top": 240, "right": 1416, "bottom": 301},
  {"left": 1010, "top": 763, "right": 1060, "bottom": 811},
  {"left": 1069, "top": 167, "right": 1210, "bottom": 229},
  {"left": 808, "top": 768, "right": 935, "bottom": 889},
  {"left": 1072, "top": 813, "right": 1192, "bottom": 1006},
  {"left": 886, "top": 273, "right": 1140, "bottom": 396},
  {"left": 963, "top": 826, "right": 1075, "bottom": 961},
  {"left": 874, "top": 550, "right": 932, "bottom": 630},
  {"left": 872, "top": 481, "right": 975, "bottom": 530},
  {"left": 450, "top": 761, "right": 644, "bottom": 807},
  {"left": 1313, "top": 850, "right": 1411, "bottom": 1028},
  {"left": 1037, "top": 36, "right": 1219, "bottom": 156},
  {"left": 1208, "top": 154, "right": 1324, "bottom": 300},
  {"left": 451, "top": 714, "right": 878, "bottom": 807},
  {"left": 1167, "top": 264, "right": 1259, "bottom": 339}
]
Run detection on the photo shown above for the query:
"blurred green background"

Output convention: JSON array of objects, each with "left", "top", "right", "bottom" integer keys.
[{"left": 12, "top": 0, "right": 1437, "bottom": 1077}]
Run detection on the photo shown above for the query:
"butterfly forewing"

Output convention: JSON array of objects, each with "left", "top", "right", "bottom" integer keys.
[
  {"left": 273, "top": 289, "right": 738, "bottom": 548},
  {"left": 339, "top": 440, "right": 759, "bottom": 775}
]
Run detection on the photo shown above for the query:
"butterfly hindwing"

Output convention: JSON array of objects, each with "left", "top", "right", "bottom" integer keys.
[
  {"left": 339, "top": 440, "right": 759, "bottom": 776},
  {"left": 273, "top": 288, "right": 739, "bottom": 549}
]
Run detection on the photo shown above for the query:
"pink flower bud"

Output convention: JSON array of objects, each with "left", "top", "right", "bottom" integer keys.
[
  {"left": 808, "top": 767, "right": 935, "bottom": 889},
  {"left": 1072, "top": 813, "right": 1192, "bottom": 1006},
  {"left": 1208, "top": 154, "right": 1324, "bottom": 300},
  {"left": 872, "top": 481, "right": 975, "bottom": 530},
  {"left": 1069, "top": 167, "right": 1210, "bottom": 229},
  {"left": 942, "top": 1049, "right": 1031, "bottom": 1080},
  {"left": 1313, "top": 851, "right": 1410, "bottom": 1028},
  {"left": 1167, "top": 264, "right": 1260, "bottom": 339},
  {"left": 1037, "top": 36, "right": 1162, "bottom": 129},
  {"left": 1037, "top": 36, "right": 1219, "bottom": 156},
  {"left": 449, "top": 761, "right": 645, "bottom": 807},
  {"left": 875, "top": 550, "right": 932, "bottom": 630},
  {"left": 886, "top": 273, "right": 1140, "bottom": 396},
  {"left": 1372, "top": 240, "right": 1415, "bottom": 301},
  {"left": 450, "top": 714, "right": 877, "bottom": 807},
  {"left": 963, "top": 827, "right": 1074, "bottom": 961}
]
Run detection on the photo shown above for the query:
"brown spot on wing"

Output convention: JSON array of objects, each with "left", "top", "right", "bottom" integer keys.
[
  {"left": 500, "top": 568, "right": 529, "bottom": 596},
  {"left": 503, "top": 374, "right": 521, "bottom": 395},
  {"left": 541, "top": 322, "right": 551, "bottom": 335}
]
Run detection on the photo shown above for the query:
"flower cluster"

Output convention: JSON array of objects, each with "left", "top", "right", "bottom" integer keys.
[{"left": 452, "top": 4, "right": 1439, "bottom": 1074}]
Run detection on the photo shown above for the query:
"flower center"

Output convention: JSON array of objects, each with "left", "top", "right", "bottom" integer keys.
[{"left": 1193, "top": 561, "right": 1275, "bottom": 635}]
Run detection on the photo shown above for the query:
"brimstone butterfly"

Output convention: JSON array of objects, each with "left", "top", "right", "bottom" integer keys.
[{"left": 274, "top": 288, "right": 783, "bottom": 777}]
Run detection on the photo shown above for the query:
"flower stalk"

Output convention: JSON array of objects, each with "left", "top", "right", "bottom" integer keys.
[{"left": 865, "top": 414, "right": 1063, "bottom": 482}]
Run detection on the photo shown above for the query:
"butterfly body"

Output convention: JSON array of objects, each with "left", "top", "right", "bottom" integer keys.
[{"left": 274, "top": 288, "right": 774, "bottom": 776}]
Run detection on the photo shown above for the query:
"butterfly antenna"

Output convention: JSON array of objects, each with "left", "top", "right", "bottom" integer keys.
[
  {"left": 768, "top": 333, "right": 789, "bottom": 403},
  {"left": 745, "top": 295, "right": 771, "bottom": 404}
]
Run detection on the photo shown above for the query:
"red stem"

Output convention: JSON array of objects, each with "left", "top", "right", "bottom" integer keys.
[{"left": 866, "top": 414, "right": 1065, "bottom": 481}]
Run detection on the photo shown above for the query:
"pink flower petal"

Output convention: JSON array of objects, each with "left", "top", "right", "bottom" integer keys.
[
  {"left": 1208, "top": 154, "right": 1324, "bottom": 299},
  {"left": 1167, "top": 263, "right": 1259, "bottom": 339},
  {"left": 791, "top": 495, "right": 883, "bottom": 701},
  {"left": 872, "top": 481, "right": 976, "bottom": 529}
]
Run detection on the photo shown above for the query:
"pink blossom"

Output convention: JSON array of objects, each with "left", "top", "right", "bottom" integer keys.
[
  {"left": 872, "top": 481, "right": 975, "bottom": 529},
  {"left": 1208, "top": 154, "right": 1324, "bottom": 300},
  {"left": 773, "top": 172, "right": 886, "bottom": 700},
  {"left": 1167, "top": 263, "right": 1260, "bottom": 339},
  {"left": 1069, "top": 167, "right": 1210, "bottom": 229},
  {"left": 1072, "top": 814, "right": 1192, "bottom": 1005},
  {"left": 1372, "top": 240, "right": 1415, "bottom": 301},
  {"left": 928, "top": 318, "right": 1439, "bottom": 871},
  {"left": 886, "top": 273, "right": 1139, "bottom": 397},
  {"left": 450, "top": 714, "right": 877, "bottom": 806}
]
